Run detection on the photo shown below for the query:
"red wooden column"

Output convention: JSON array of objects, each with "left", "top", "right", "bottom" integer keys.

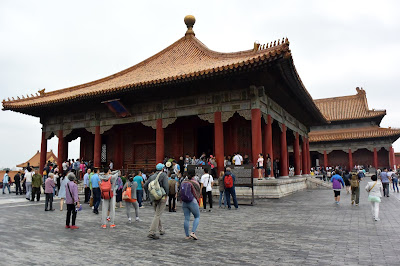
[
  {"left": 302, "top": 137, "right": 307, "bottom": 175},
  {"left": 373, "top": 148, "right": 378, "bottom": 169},
  {"left": 214, "top": 112, "right": 224, "bottom": 174},
  {"left": 251, "top": 109, "right": 262, "bottom": 178},
  {"left": 389, "top": 146, "right": 395, "bottom": 169},
  {"left": 294, "top": 132, "right": 300, "bottom": 176},
  {"left": 57, "top": 130, "right": 64, "bottom": 172},
  {"left": 280, "top": 123, "right": 288, "bottom": 177},
  {"left": 39, "top": 130, "right": 47, "bottom": 172},
  {"left": 156, "top": 119, "right": 164, "bottom": 163},
  {"left": 80, "top": 136, "right": 85, "bottom": 160},
  {"left": 94, "top": 126, "right": 101, "bottom": 168},
  {"left": 348, "top": 149, "right": 353, "bottom": 171},
  {"left": 323, "top": 150, "right": 328, "bottom": 169},
  {"left": 266, "top": 115, "right": 274, "bottom": 177},
  {"left": 307, "top": 137, "right": 311, "bottom": 174}
]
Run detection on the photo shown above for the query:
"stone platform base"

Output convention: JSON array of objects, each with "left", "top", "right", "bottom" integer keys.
[{"left": 213, "top": 176, "right": 330, "bottom": 199}]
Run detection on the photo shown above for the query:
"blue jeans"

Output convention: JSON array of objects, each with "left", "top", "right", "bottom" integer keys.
[
  {"left": 225, "top": 187, "right": 238, "bottom": 209},
  {"left": 137, "top": 190, "right": 143, "bottom": 207},
  {"left": 393, "top": 178, "right": 399, "bottom": 192},
  {"left": 219, "top": 191, "right": 225, "bottom": 207},
  {"left": 182, "top": 199, "right": 200, "bottom": 237},
  {"left": 2, "top": 183, "right": 10, "bottom": 193}
]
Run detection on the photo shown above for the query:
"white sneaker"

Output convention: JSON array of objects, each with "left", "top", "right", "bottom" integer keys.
[
  {"left": 135, "top": 217, "right": 142, "bottom": 222},
  {"left": 128, "top": 218, "right": 132, "bottom": 223},
  {"left": 375, "top": 218, "right": 380, "bottom": 221}
]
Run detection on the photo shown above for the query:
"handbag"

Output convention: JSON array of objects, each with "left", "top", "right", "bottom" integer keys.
[
  {"left": 89, "top": 196, "right": 94, "bottom": 207},
  {"left": 122, "top": 187, "right": 132, "bottom": 200},
  {"left": 368, "top": 195, "right": 381, "bottom": 203}
]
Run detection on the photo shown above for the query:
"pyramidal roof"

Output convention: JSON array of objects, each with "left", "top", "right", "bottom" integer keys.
[{"left": 2, "top": 15, "right": 292, "bottom": 112}]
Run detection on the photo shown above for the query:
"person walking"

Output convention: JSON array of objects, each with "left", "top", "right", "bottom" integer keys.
[
  {"left": 224, "top": 167, "right": 239, "bottom": 210},
  {"left": 65, "top": 173, "right": 80, "bottom": 229},
  {"left": 58, "top": 173, "right": 69, "bottom": 211},
  {"left": 380, "top": 168, "right": 390, "bottom": 197},
  {"left": 331, "top": 170, "right": 345, "bottom": 205},
  {"left": 365, "top": 174, "right": 383, "bottom": 221},
  {"left": 218, "top": 171, "right": 225, "bottom": 208},
  {"left": 180, "top": 171, "right": 201, "bottom": 240},
  {"left": 123, "top": 175, "right": 141, "bottom": 223},
  {"left": 44, "top": 173, "right": 55, "bottom": 211},
  {"left": 91, "top": 168, "right": 101, "bottom": 215},
  {"left": 343, "top": 170, "right": 352, "bottom": 194},
  {"left": 144, "top": 163, "right": 169, "bottom": 240},
  {"left": 2, "top": 170, "right": 11, "bottom": 194},
  {"left": 99, "top": 169, "right": 119, "bottom": 228},
  {"left": 133, "top": 171, "right": 145, "bottom": 208},
  {"left": 392, "top": 172, "right": 399, "bottom": 193},
  {"left": 200, "top": 168, "right": 214, "bottom": 212},
  {"left": 14, "top": 171, "right": 22, "bottom": 195},
  {"left": 22, "top": 167, "right": 33, "bottom": 200},
  {"left": 168, "top": 173, "right": 178, "bottom": 212},
  {"left": 31, "top": 172, "right": 43, "bottom": 201},
  {"left": 350, "top": 173, "right": 361, "bottom": 206}
]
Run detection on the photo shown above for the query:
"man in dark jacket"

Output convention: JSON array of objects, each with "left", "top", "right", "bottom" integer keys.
[
  {"left": 144, "top": 163, "right": 169, "bottom": 239},
  {"left": 14, "top": 172, "right": 22, "bottom": 195},
  {"left": 223, "top": 167, "right": 239, "bottom": 210}
]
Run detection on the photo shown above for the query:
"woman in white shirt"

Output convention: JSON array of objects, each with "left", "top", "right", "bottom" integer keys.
[
  {"left": 257, "top": 153, "right": 264, "bottom": 180},
  {"left": 365, "top": 174, "right": 383, "bottom": 221},
  {"left": 200, "top": 168, "right": 214, "bottom": 212},
  {"left": 22, "top": 167, "right": 33, "bottom": 200}
]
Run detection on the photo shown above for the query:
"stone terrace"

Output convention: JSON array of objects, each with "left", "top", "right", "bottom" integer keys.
[{"left": 1, "top": 177, "right": 400, "bottom": 265}]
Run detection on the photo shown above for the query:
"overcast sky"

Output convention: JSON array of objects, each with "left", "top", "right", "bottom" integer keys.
[{"left": 1, "top": 0, "right": 399, "bottom": 169}]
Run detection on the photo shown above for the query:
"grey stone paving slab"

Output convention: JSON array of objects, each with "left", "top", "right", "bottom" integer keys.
[{"left": 1, "top": 177, "right": 400, "bottom": 265}]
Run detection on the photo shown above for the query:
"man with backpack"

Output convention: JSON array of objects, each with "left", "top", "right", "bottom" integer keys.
[
  {"left": 350, "top": 172, "right": 362, "bottom": 206},
  {"left": 223, "top": 167, "right": 238, "bottom": 210},
  {"left": 144, "top": 163, "right": 169, "bottom": 239}
]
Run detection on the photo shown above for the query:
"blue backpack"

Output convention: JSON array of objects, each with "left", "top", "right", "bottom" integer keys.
[{"left": 180, "top": 182, "right": 194, "bottom": 203}]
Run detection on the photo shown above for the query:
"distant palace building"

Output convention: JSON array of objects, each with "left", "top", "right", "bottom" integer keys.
[
  {"left": 309, "top": 88, "right": 399, "bottom": 170},
  {"left": 2, "top": 15, "right": 326, "bottom": 178}
]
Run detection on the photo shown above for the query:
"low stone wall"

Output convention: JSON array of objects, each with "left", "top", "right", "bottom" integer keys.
[{"left": 213, "top": 176, "right": 310, "bottom": 199}]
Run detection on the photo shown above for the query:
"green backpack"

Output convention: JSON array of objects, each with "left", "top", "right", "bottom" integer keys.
[{"left": 350, "top": 174, "right": 359, "bottom": 188}]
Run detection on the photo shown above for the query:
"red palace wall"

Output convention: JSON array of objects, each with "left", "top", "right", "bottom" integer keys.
[
  {"left": 352, "top": 148, "right": 374, "bottom": 167},
  {"left": 224, "top": 114, "right": 251, "bottom": 160},
  {"left": 327, "top": 150, "right": 348, "bottom": 168},
  {"left": 377, "top": 148, "right": 389, "bottom": 168}
]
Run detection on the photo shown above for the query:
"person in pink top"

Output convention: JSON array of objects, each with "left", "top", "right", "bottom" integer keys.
[
  {"left": 65, "top": 173, "right": 80, "bottom": 229},
  {"left": 45, "top": 173, "right": 56, "bottom": 211}
]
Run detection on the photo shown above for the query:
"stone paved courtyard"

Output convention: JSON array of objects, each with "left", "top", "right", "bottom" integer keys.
[{"left": 1, "top": 177, "right": 400, "bottom": 265}]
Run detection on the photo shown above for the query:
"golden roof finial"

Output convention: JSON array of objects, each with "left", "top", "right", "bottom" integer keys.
[{"left": 184, "top": 15, "right": 196, "bottom": 37}]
